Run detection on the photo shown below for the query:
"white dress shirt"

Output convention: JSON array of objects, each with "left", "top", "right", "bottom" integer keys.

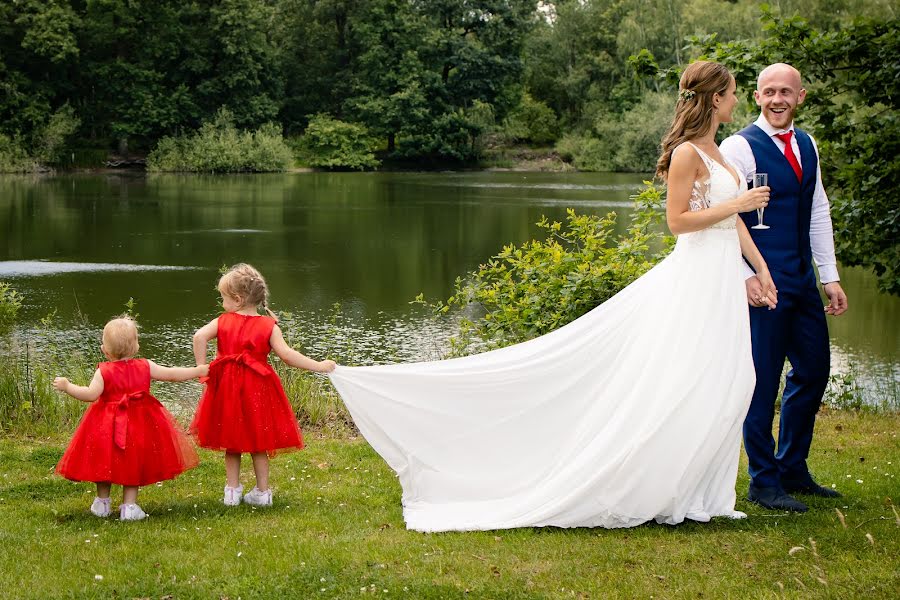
[{"left": 720, "top": 115, "right": 840, "bottom": 284}]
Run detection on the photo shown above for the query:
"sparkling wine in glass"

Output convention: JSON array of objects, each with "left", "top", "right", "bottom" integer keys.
[{"left": 750, "top": 172, "right": 769, "bottom": 230}]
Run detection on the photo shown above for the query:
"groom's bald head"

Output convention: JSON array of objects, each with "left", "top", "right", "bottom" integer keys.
[{"left": 757, "top": 63, "right": 803, "bottom": 91}]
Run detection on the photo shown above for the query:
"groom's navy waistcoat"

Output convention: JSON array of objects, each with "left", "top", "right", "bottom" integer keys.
[{"left": 737, "top": 124, "right": 818, "bottom": 283}]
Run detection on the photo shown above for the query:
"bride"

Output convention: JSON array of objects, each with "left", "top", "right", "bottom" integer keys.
[{"left": 329, "top": 61, "right": 776, "bottom": 531}]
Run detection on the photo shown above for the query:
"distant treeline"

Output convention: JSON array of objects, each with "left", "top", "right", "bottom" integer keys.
[{"left": 0, "top": 0, "right": 891, "bottom": 171}]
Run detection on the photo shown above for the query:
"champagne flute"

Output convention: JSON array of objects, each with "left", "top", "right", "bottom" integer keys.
[{"left": 750, "top": 172, "right": 769, "bottom": 230}]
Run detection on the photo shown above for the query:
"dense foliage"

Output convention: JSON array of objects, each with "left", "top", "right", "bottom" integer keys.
[
  {"left": 421, "top": 183, "right": 674, "bottom": 353},
  {"left": 1, "top": 0, "right": 888, "bottom": 168},
  {"left": 297, "top": 115, "right": 379, "bottom": 171}
]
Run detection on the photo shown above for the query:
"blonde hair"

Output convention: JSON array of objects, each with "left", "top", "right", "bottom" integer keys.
[
  {"left": 218, "top": 263, "right": 278, "bottom": 320},
  {"left": 101, "top": 316, "right": 140, "bottom": 359},
  {"left": 656, "top": 61, "right": 733, "bottom": 179}
]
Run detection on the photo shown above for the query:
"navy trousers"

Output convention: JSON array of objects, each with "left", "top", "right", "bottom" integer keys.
[{"left": 744, "top": 279, "right": 830, "bottom": 489}]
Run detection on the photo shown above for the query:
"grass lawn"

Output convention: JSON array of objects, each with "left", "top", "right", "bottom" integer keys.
[{"left": 1, "top": 410, "right": 897, "bottom": 599}]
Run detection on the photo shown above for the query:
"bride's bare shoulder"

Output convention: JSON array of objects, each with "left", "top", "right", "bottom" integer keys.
[{"left": 669, "top": 143, "right": 703, "bottom": 177}]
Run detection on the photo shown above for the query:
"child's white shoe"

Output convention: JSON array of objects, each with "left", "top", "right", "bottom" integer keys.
[
  {"left": 223, "top": 484, "right": 243, "bottom": 506},
  {"left": 90, "top": 497, "right": 111, "bottom": 518},
  {"left": 119, "top": 503, "right": 147, "bottom": 521},
  {"left": 243, "top": 487, "right": 273, "bottom": 507}
]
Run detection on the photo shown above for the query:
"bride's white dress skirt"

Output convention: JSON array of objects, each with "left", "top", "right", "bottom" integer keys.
[{"left": 330, "top": 153, "right": 755, "bottom": 531}]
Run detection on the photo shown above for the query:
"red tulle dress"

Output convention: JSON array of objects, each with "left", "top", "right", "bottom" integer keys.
[
  {"left": 190, "top": 313, "right": 304, "bottom": 455},
  {"left": 56, "top": 359, "right": 199, "bottom": 486}
]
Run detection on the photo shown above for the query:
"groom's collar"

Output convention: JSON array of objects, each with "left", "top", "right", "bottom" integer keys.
[{"left": 754, "top": 114, "right": 796, "bottom": 138}]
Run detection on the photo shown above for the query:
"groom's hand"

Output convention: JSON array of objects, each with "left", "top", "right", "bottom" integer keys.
[
  {"left": 823, "top": 282, "right": 848, "bottom": 316},
  {"left": 745, "top": 276, "right": 768, "bottom": 308}
]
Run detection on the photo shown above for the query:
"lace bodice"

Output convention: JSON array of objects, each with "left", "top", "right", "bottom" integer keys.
[{"left": 681, "top": 142, "right": 744, "bottom": 230}]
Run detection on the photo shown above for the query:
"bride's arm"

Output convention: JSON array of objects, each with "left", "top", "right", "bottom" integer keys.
[
  {"left": 737, "top": 218, "right": 778, "bottom": 308},
  {"left": 665, "top": 147, "right": 770, "bottom": 235}
]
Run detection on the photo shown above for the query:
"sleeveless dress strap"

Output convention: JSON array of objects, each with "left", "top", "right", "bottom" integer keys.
[{"left": 681, "top": 141, "right": 716, "bottom": 174}]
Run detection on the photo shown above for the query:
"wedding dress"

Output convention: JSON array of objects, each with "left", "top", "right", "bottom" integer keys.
[{"left": 329, "top": 142, "right": 755, "bottom": 531}]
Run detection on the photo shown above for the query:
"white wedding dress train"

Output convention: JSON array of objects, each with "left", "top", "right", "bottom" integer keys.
[{"left": 329, "top": 143, "right": 755, "bottom": 531}]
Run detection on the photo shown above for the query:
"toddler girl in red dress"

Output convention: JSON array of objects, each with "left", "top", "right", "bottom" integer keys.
[
  {"left": 191, "top": 263, "right": 336, "bottom": 507},
  {"left": 54, "top": 316, "right": 206, "bottom": 521}
]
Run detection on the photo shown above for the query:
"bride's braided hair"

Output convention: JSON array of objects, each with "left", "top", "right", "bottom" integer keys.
[
  {"left": 218, "top": 263, "right": 278, "bottom": 321},
  {"left": 656, "top": 61, "right": 733, "bottom": 180}
]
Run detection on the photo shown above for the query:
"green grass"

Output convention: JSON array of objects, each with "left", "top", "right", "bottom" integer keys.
[{"left": 0, "top": 411, "right": 898, "bottom": 599}]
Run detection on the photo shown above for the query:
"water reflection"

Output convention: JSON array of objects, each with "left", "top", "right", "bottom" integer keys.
[{"left": 1, "top": 172, "right": 897, "bottom": 407}]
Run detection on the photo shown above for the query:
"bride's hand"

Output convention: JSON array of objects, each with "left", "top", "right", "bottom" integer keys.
[
  {"left": 732, "top": 186, "right": 770, "bottom": 213},
  {"left": 756, "top": 270, "right": 778, "bottom": 309}
]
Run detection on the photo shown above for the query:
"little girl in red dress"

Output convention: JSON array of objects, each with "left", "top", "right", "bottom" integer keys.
[
  {"left": 191, "top": 263, "right": 336, "bottom": 507},
  {"left": 54, "top": 316, "right": 206, "bottom": 521}
]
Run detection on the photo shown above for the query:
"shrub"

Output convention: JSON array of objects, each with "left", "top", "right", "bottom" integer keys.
[
  {"left": 298, "top": 114, "right": 379, "bottom": 171},
  {"left": 555, "top": 134, "right": 614, "bottom": 172},
  {"left": 0, "top": 134, "right": 36, "bottom": 173},
  {"left": 32, "top": 103, "right": 81, "bottom": 166},
  {"left": 147, "top": 108, "right": 293, "bottom": 173},
  {"left": 0, "top": 282, "right": 22, "bottom": 332},
  {"left": 419, "top": 182, "right": 674, "bottom": 354},
  {"left": 503, "top": 93, "right": 560, "bottom": 144}
]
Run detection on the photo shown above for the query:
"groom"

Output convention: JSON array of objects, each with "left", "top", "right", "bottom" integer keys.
[{"left": 720, "top": 63, "right": 849, "bottom": 512}]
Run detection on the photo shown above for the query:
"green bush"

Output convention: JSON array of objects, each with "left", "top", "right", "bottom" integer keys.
[
  {"left": 555, "top": 134, "right": 614, "bottom": 172},
  {"left": 393, "top": 110, "right": 481, "bottom": 163},
  {"left": 419, "top": 182, "right": 674, "bottom": 354},
  {"left": 147, "top": 108, "right": 293, "bottom": 173},
  {"left": 32, "top": 103, "right": 81, "bottom": 166},
  {"left": 0, "top": 282, "right": 22, "bottom": 332},
  {"left": 298, "top": 114, "right": 379, "bottom": 171},
  {"left": 503, "top": 93, "right": 560, "bottom": 144},
  {"left": 0, "top": 134, "right": 36, "bottom": 173}
]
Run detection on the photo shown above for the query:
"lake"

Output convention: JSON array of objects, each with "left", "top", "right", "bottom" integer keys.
[{"left": 1, "top": 171, "right": 896, "bottom": 406}]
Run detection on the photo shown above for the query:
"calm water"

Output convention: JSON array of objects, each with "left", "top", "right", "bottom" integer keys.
[{"left": 1, "top": 172, "right": 897, "bottom": 404}]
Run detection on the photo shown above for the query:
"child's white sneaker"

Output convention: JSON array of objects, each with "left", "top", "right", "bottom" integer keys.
[
  {"left": 90, "top": 497, "right": 111, "bottom": 517},
  {"left": 223, "top": 484, "right": 243, "bottom": 506},
  {"left": 243, "top": 487, "right": 273, "bottom": 507},
  {"left": 119, "top": 503, "right": 147, "bottom": 521}
]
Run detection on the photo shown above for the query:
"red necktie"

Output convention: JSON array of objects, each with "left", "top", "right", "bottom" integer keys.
[{"left": 775, "top": 131, "right": 802, "bottom": 182}]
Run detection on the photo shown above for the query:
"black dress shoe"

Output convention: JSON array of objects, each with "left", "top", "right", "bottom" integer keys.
[
  {"left": 782, "top": 477, "right": 842, "bottom": 498},
  {"left": 747, "top": 485, "right": 808, "bottom": 512}
]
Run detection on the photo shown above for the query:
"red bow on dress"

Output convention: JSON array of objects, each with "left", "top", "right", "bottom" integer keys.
[
  {"left": 210, "top": 351, "right": 271, "bottom": 377},
  {"left": 113, "top": 390, "right": 149, "bottom": 450}
]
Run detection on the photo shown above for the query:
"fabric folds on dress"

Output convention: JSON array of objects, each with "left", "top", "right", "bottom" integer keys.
[{"left": 330, "top": 143, "right": 755, "bottom": 531}]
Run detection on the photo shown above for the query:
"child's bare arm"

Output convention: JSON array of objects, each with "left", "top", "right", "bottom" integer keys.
[
  {"left": 269, "top": 325, "right": 336, "bottom": 373},
  {"left": 53, "top": 369, "right": 104, "bottom": 402},
  {"left": 148, "top": 360, "right": 209, "bottom": 382},
  {"left": 193, "top": 318, "right": 219, "bottom": 366}
]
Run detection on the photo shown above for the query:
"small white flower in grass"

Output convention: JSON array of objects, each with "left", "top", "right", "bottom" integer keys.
[
  {"left": 237, "top": 552, "right": 242, "bottom": 557},
  {"left": 320, "top": 588, "right": 326, "bottom": 592},
  {"left": 856, "top": 479, "right": 863, "bottom": 484},
  {"left": 291, "top": 477, "right": 296, "bottom": 481},
  {"left": 320, "top": 578, "right": 326, "bottom": 583},
  {"left": 85, "top": 540, "right": 91, "bottom": 543},
  {"left": 94, "top": 575, "right": 103, "bottom": 581}
]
